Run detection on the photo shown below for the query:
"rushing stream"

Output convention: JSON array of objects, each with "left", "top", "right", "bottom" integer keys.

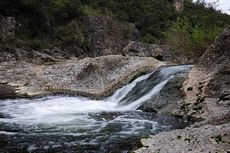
[{"left": 0, "top": 65, "right": 192, "bottom": 153}]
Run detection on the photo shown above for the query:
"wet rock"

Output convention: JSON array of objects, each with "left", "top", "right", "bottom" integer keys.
[
  {"left": 139, "top": 75, "right": 188, "bottom": 114},
  {"left": 115, "top": 65, "right": 192, "bottom": 115}
]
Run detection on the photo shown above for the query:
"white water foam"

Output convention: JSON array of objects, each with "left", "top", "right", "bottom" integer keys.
[
  {"left": 120, "top": 76, "right": 173, "bottom": 110},
  {"left": 106, "top": 73, "right": 151, "bottom": 103},
  {"left": 0, "top": 96, "right": 119, "bottom": 124}
]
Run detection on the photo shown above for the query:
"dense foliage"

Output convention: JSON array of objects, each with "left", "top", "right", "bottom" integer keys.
[
  {"left": 165, "top": 0, "right": 230, "bottom": 56},
  {"left": 0, "top": 0, "right": 230, "bottom": 55}
]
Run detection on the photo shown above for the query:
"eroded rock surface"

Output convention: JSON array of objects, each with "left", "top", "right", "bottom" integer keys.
[
  {"left": 136, "top": 123, "right": 230, "bottom": 153},
  {"left": 0, "top": 55, "right": 164, "bottom": 98}
]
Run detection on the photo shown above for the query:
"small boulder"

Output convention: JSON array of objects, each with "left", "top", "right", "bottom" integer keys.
[{"left": 123, "top": 41, "right": 164, "bottom": 60}]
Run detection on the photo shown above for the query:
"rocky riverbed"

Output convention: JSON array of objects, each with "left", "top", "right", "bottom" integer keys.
[{"left": 0, "top": 24, "right": 229, "bottom": 153}]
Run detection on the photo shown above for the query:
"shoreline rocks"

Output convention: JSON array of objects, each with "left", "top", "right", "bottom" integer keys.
[{"left": 135, "top": 123, "right": 230, "bottom": 153}]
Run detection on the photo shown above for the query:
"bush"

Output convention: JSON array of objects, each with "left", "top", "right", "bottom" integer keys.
[
  {"left": 55, "top": 20, "right": 85, "bottom": 48},
  {"left": 191, "top": 25, "right": 223, "bottom": 52},
  {"left": 79, "top": 5, "right": 102, "bottom": 16},
  {"left": 139, "top": 33, "right": 157, "bottom": 44},
  {"left": 165, "top": 17, "right": 192, "bottom": 55},
  {"left": 165, "top": 17, "right": 224, "bottom": 56}
]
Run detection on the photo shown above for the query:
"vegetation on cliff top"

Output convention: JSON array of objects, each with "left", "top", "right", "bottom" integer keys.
[{"left": 0, "top": 0, "right": 229, "bottom": 56}]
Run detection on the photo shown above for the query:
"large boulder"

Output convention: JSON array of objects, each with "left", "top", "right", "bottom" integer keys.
[
  {"left": 0, "top": 55, "right": 164, "bottom": 99},
  {"left": 122, "top": 41, "right": 164, "bottom": 60}
]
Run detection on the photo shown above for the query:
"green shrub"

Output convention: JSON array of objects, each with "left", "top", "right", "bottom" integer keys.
[
  {"left": 191, "top": 25, "right": 223, "bottom": 52},
  {"left": 79, "top": 5, "right": 102, "bottom": 16},
  {"left": 116, "top": 11, "right": 128, "bottom": 21},
  {"left": 165, "top": 16, "right": 225, "bottom": 56},
  {"left": 52, "top": 0, "right": 71, "bottom": 9},
  {"left": 139, "top": 33, "right": 157, "bottom": 44},
  {"left": 55, "top": 20, "right": 85, "bottom": 48},
  {"left": 165, "top": 17, "right": 192, "bottom": 55}
]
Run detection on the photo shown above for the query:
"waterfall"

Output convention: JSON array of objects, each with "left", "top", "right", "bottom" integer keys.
[{"left": 108, "top": 65, "right": 192, "bottom": 110}]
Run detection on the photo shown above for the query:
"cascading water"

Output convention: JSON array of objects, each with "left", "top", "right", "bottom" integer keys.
[
  {"left": 107, "top": 65, "right": 192, "bottom": 109},
  {"left": 0, "top": 65, "right": 192, "bottom": 153}
]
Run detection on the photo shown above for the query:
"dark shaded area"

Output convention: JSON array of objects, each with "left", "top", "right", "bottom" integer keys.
[{"left": 0, "top": 84, "right": 17, "bottom": 99}]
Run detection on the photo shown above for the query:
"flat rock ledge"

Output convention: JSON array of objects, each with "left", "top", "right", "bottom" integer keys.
[
  {"left": 135, "top": 123, "right": 230, "bottom": 153},
  {"left": 0, "top": 55, "right": 164, "bottom": 99}
]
